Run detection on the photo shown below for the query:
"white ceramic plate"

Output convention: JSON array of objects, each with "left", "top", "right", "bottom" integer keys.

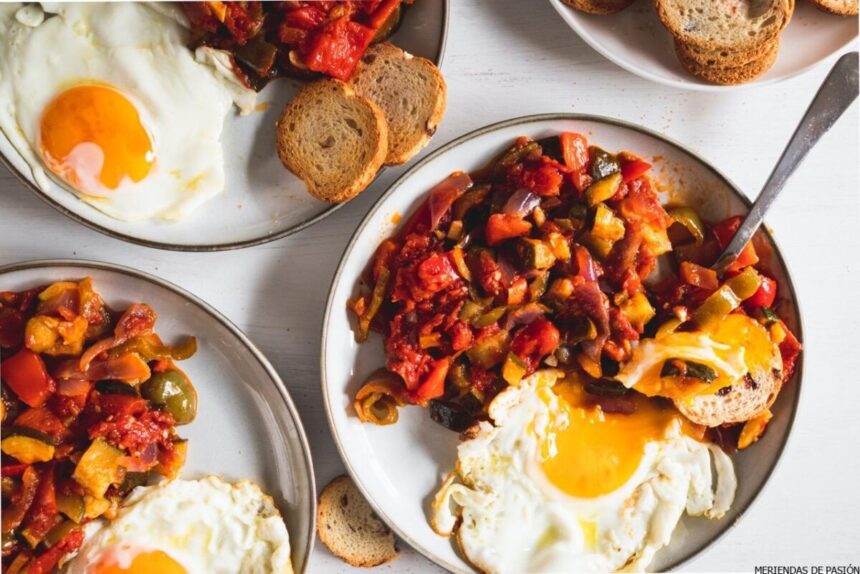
[
  {"left": 0, "top": 260, "right": 316, "bottom": 573},
  {"left": 549, "top": 0, "right": 858, "bottom": 91},
  {"left": 322, "top": 114, "right": 803, "bottom": 573},
  {"left": 0, "top": 1, "right": 448, "bottom": 251}
]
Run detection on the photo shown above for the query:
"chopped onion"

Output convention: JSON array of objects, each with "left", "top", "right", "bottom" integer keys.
[
  {"left": 505, "top": 303, "right": 547, "bottom": 330},
  {"left": 503, "top": 189, "right": 541, "bottom": 218},
  {"left": 428, "top": 172, "right": 473, "bottom": 231}
]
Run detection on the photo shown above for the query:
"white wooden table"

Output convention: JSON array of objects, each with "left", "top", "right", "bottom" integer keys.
[{"left": 1, "top": 1, "right": 858, "bottom": 572}]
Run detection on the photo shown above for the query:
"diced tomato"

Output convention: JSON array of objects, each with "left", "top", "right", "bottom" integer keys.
[
  {"left": 745, "top": 275, "right": 778, "bottom": 309},
  {"left": 410, "top": 358, "right": 450, "bottom": 404},
  {"left": 515, "top": 163, "right": 563, "bottom": 197},
  {"left": 620, "top": 158, "right": 652, "bottom": 183},
  {"left": 680, "top": 261, "right": 719, "bottom": 290},
  {"left": 560, "top": 132, "right": 590, "bottom": 192},
  {"left": 485, "top": 214, "right": 532, "bottom": 246},
  {"left": 95, "top": 393, "right": 148, "bottom": 418},
  {"left": 1, "top": 349, "right": 56, "bottom": 407},
  {"left": 413, "top": 254, "right": 460, "bottom": 297},
  {"left": 303, "top": 16, "right": 375, "bottom": 80},
  {"left": 283, "top": 5, "right": 327, "bottom": 30},
  {"left": 26, "top": 527, "right": 84, "bottom": 574},
  {"left": 510, "top": 317, "right": 560, "bottom": 372},
  {"left": 712, "top": 216, "right": 759, "bottom": 272}
]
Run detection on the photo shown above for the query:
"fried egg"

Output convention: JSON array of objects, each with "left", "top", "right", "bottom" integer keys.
[
  {"left": 0, "top": 3, "right": 256, "bottom": 221},
  {"left": 431, "top": 370, "right": 735, "bottom": 573},
  {"left": 64, "top": 477, "right": 292, "bottom": 574}
]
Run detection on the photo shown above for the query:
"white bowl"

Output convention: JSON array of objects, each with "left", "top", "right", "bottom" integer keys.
[
  {"left": 0, "top": 260, "right": 317, "bottom": 573},
  {"left": 321, "top": 114, "right": 803, "bottom": 572},
  {"left": 549, "top": 0, "right": 858, "bottom": 91}
]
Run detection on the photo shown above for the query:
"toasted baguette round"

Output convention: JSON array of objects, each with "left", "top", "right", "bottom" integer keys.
[
  {"left": 675, "top": 367, "right": 782, "bottom": 427},
  {"left": 351, "top": 42, "right": 446, "bottom": 166},
  {"left": 656, "top": 0, "right": 792, "bottom": 52},
  {"left": 675, "top": 36, "right": 778, "bottom": 67},
  {"left": 676, "top": 37, "right": 780, "bottom": 84},
  {"left": 317, "top": 476, "right": 398, "bottom": 568},
  {"left": 276, "top": 79, "right": 388, "bottom": 203},
  {"left": 808, "top": 0, "right": 858, "bottom": 14},
  {"left": 562, "top": 0, "right": 637, "bottom": 14}
]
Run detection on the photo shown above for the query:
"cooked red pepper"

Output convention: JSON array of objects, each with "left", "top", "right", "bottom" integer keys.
[
  {"left": 22, "top": 464, "right": 60, "bottom": 545},
  {"left": 745, "top": 275, "right": 778, "bottom": 309},
  {"left": 560, "top": 132, "right": 591, "bottom": 192},
  {"left": 485, "top": 214, "right": 532, "bottom": 246},
  {"left": 2, "top": 349, "right": 55, "bottom": 408},
  {"left": 713, "top": 215, "right": 759, "bottom": 272},
  {"left": 510, "top": 317, "right": 561, "bottom": 373},
  {"left": 680, "top": 261, "right": 719, "bottom": 290},
  {"left": 26, "top": 527, "right": 84, "bottom": 574},
  {"left": 409, "top": 358, "right": 450, "bottom": 404},
  {"left": 620, "top": 157, "right": 652, "bottom": 183}
]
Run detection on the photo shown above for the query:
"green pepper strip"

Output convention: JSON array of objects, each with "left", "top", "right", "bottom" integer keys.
[
  {"left": 668, "top": 207, "right": 705, "bottom": 245},
  {"left": 109, "top": 335, "right": 197, "bottom": 361},
  {"left": 357, "top": 267, "right": 391, "bottom": 343},
  {"left": 692, "top": 268, "right": 760, "bottom": 330}
]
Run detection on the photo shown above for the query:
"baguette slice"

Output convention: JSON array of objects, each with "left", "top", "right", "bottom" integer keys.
[
  {"left": 562, "top": 0, "right": 637, "bottom": 14},
  {"left": 675, "top": 364, "right": 783, "bottom": 427},
  {"left": 317, "top": 476, "right": 398, "bottom": 568},
  {"left": 674, "top": 35, "right": 778, "bottom": 67},
  {"left": 276, "top": 79, "right": 388, "bottom": 203},
  {"left": 808, "top": 0, "right": 858, "bottom": 15},
  {"left": 676, "top": 37, "right": 780, "bottom": 84},
  {"left": 656, "top": 0, "right": 792, "bottom": 52},
  {"left": 351, "top": 43, "right": 446, "bottom": 166}
]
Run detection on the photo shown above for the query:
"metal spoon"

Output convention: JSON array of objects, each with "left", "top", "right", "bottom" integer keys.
[{"left": 712, "top": 51, "right": 859, "bottom": 277}]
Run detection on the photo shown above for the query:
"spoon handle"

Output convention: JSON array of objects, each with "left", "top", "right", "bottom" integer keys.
[{"left": 713, "top": 51, "right": 859, "bottom": 276}]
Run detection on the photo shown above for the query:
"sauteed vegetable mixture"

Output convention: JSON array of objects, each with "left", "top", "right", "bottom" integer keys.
[
  {"left": 349, "top": 132, "right": 801, "bottom": 444},
  {"left": 183, "top": 0, "right": 413, "bottom": 88},
  {"left": 1, "top": 279, "right": 197, "bottom": 572}
]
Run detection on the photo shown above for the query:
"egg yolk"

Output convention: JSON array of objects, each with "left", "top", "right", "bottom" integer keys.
[
  {"left": 39, "top": 84, "right": 154, "bottom": 195},
  {"left": 541, "top": 376, "right": 702, "bottom": 499},
  {"left": 93, "top": 549, "right": 186, "bottom": 574}
]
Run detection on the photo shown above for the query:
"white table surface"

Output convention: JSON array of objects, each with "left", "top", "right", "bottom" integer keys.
[{"left": 1, "top": 1, "right": 858, "bottom": 572}]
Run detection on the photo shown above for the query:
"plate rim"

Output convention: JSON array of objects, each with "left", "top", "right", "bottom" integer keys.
[
  {"left": 0, "top": 0, "right": 450, "bottom": 252},
  {"left": 0, "top": 258, "right": 318, "bottom": 573},
  {"left": 320, "top": 112, "right": 805, "bottom": 573},
  {"left": 547, "top": 0, "right": 859, "bottom": 92}
]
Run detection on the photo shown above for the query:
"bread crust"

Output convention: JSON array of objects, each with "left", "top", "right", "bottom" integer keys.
[
  {"left": 675, "top": 38, "right": 780, "bottom": 84},
  {"left": 674, "top": 36, "right": 778, "bottom": 67},
  {"left": 351, "top": 42, "right": 447, "bottom": 166},
  {"left": 275, "top": 79, "right": 388, "bottom": 203},
  {"left": 562, "top": 0, "right": 637, "bottom": 14},
  {"left": 655, "top": 0, "right": 791, "bottom": 52},
  {"left": 808, "top": 0, "right": 858, "bottom": 15},
  {"left": 317, "top": 475, "right": 398, "bottom": 568}
]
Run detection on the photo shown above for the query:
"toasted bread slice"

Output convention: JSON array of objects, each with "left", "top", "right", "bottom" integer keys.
[
  {"left": 656, "top": 0, "right": 792, "bottom": 52},
  {"left": 675, "top": 36, "right": 779, "bottom": 67},
  {"left": 676, "top": 37, "right": 780, "bottom": 84},
  {"left": 675, "top": 366, "right": 782, "bottom": 428},
  {"left": 317, "top": 476, "right": 398, "bottom": 568},
  {"left": 808, "top": 0, "right": 858, "bottom": 15},
  {"left": 562, "top": 0, "right": 637, "bottom": 14},
  {"left": 351, "top": 43, "right": 446, "bottom": 166},
  {"left": 276, "top": 79, "right": 388, "bottom": 203}
]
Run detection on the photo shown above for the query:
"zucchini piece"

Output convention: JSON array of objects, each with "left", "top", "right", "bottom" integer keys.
[
  {"left": 660, "top": 359, "right": 717, "bottom": 383},
  {"left": 591, "top": 204, "right": 625, "bottom": 242},
  {"left": 619, "top": 292, "right": 655, "bottom": 331},
  {"left": 569, "top": 202, "right": 588, "bottom": 221},
  {"left": 585, "top": 379, "right": 629, "bottom": 397},
  {"left": 56, "top": 494, "right": 85, "bottom": 523},
  {"left": 515, "top": 238, "right": 556, "bottom": 270},
  {"left": 589, "top": 147, "right": 621, "bottom": 180},
  {"left": 83, "top": 495, "right": 111, "bottom": 520},
  {"left": 1, "top": 435, "right": 54, "bottom": 464},
  {"left": 585, "top": 172, "right": 623, "bottom": 206},
  {"left": 472, "top": 306, "right": 507, "bottom": 328},
  {"left": 501, "top": 353, "right": 528, "bottom": 386},
  {"left": 1, "top": 425, "right": 59, "bottom": 446},
  {"left": 465, "top": 330, "right": 509, "bottom": 369},
  {"left": 72, "top": 438, "right": 124, "bottom": 498},
  {"left": 44, "top": 520, "right": 79, "bottom": 548},
  {"left": 120, "top": 471, "right": 149, "bottom": 492}
]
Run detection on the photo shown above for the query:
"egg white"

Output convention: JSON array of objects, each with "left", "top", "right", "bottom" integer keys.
[
  {"left": 431, "top": 370, "right": 736, "bottom": 574},
  {"left": 0, "top": 3, "right": 256, "bottom": 221},
  {"left": 64, "top": 476, "right": 292, "bottom": 574}
]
